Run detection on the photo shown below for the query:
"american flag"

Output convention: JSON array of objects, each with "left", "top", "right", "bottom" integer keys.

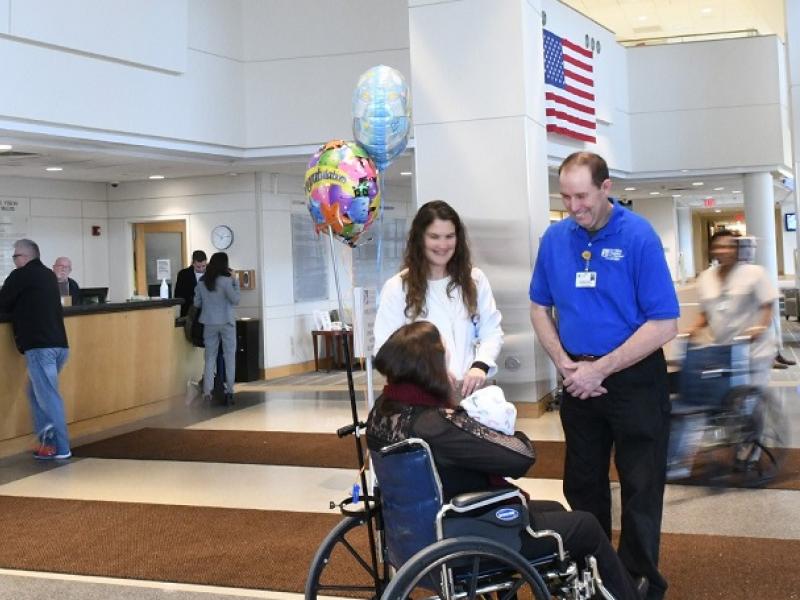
[{"left": 543, "top": 29, "right": 596, "bottom": 144}]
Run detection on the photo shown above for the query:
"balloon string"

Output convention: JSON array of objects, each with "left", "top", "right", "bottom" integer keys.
[{"left": 376, "top": 175, "right": 385, "bottom": 294}]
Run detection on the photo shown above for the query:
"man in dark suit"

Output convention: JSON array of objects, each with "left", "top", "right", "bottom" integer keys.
[
  {"left": 52, "top": 256, "right": 81, "bottom": 306},
  {"left": 175, "top": 250, "right": 207, "bottom": 317}
]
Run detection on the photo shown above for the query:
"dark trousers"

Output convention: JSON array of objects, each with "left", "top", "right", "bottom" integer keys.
[
  {"left": 560, "top": 350, "right": 670, "bottom": 600},
  {"left": 522, "top": 501, "right": 639, "bottom": 600}
]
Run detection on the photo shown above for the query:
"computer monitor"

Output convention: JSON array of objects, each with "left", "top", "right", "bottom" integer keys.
[
  {"left": 147, "top": 283, "right": 172, "bottom": 298},
  {"left": 79, "top": 287, "right": 108, "bottom": 305},
  {"left": 785, "top": 213, "right": 797, "bottom": 232}
]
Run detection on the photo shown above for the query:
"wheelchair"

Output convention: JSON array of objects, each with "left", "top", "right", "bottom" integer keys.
[
  {"left": 668, "top": 337, "right": 789, "bottom": 487},
  {"left": 306, "top": 434, "right": 618, "bottom": 600}
]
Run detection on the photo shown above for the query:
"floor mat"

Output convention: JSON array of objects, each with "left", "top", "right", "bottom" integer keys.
[{"left": 0, "top": 495, "right": 797, "bottom": 598}]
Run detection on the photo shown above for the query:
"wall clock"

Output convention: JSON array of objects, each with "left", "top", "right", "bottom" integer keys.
[{"left": 211, "top": 224, "right": 234, "bottom": 250}]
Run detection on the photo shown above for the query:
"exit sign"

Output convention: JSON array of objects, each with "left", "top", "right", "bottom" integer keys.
[{"left": 704, "top": 197, "right": 715, "bottom": 207}]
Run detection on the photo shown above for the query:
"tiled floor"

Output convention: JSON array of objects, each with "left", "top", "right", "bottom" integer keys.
[{"left": 0, "top": 361, "right": 798, "bottom": 599}]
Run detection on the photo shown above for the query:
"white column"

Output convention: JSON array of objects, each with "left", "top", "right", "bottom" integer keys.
[
  {"left": 409, "top": 0, "right": 554, "bottom": 403},
  {"left": 743, "top": 172, "right": 778, "bottom": 280},
  {"left": 786, "top": 0, "right": 800, "bottom": 283},
  {"left": 676, "top": 206, "right": 695, "bottom": 282}
]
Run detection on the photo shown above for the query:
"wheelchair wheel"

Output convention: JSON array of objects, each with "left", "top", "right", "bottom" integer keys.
[
  {"left": 305, "top": 515, "right": 385, "bottom": 600},
  {"left": 381, "top": 536, "right": 550, "bottom": 600},
  {"left": 731, "top": 387, "right": 789, "bottom": 487},
  {"left": 694, "top": 386, "right": 789, "bottom": 487}
]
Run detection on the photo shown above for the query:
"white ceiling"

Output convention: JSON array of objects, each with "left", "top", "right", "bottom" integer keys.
[
  {"left": 560, "top": 0, "right": 785, "bottom": 44},
  {"left": 549, "top": 169, "right": 796, "bottom": 212},
  {"left": 0, "top": 130, "right": 413, "bottom": 187}
]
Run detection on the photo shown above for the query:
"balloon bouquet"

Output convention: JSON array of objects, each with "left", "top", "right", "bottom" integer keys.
[
  {"left": 303, "top": 64, "right": 411, "bottom": 322},
  {"left": 302, "top": 67, "right": 411, "bottom": 555},
  {"left": 304, "top": 65, "right": 411, "bottom": 246}
]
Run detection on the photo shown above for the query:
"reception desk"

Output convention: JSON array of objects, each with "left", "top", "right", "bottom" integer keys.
[{"left": 0, "top": 300, "right": 202, "bottom": 458}]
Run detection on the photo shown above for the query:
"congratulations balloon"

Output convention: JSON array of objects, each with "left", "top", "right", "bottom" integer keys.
[
  {"left": 352, "top": 65, "right": 411, "bottom": 171},
  {"left": 305, "top": 140, "right": 381, "bottom": 247}
]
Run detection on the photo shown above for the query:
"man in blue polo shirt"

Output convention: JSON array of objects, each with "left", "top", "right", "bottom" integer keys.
[{"left": 529, "top": 152, "right": 678, "bottom": 600}]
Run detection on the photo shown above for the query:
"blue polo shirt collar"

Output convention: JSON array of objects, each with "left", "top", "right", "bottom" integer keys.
[{"left": 567, "top": 200, "right": 623, "bottom": 241}]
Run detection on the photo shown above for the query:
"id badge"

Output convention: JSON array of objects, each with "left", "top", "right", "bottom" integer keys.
[{"left": 575, "top": 271, "right": 597, "bottom": 288}]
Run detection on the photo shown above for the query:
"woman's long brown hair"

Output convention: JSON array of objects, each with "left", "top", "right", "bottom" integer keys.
[
  {"left": 401, "top": 200, "right": 477, "bottom": 320},
  {"left": 374, "top": 321, "right": 451, "bottom": 401}
]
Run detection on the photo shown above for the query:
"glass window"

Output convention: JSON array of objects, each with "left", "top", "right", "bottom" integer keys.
[
  {"left": 292, "top": 214, "right": 328, "bottom": 302},
  {"left": 353, "top": 216, "right": 408, "bottom": 290}
]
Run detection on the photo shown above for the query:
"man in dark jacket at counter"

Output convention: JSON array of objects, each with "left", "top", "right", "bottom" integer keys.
[
  {"left": 0, "top": 239, "right": 71, "bottom": 460},
  {"left": 175, "top": 250, "right": 207, "bottom": 317}
]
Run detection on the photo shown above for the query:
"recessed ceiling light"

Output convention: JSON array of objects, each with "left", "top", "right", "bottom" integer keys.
[
  {"left": 680, "top": 169, "right": 690, "bottom": 173},
  {"left": 713, "top": 187, "right": 724, "bottom": 191},
  {"left": 649, "top": 191, "right": 660, "bottom": 195},
  {"left": 45, "top": 167, "right": 63, "bottom": 172},
  {"left": 637, "top": 15, "right": 648, "bottom": 22},
  {"left": 692, "top": 181, "right": 704, "bottom": 186},
  {"left": 732, "top": 190, "right": 741, "bottom": 194},
  {"left": 400, "top": 171, "right": 413, "bottom": 176},
  {"left": 0, "top": 144, "right": 12, "bottom": 151},
  {"left": 624, "top": 187, "right": 636, "bottom": 191},
  {"left": 149, "top": 175, "right": 165, "bottom": 180},
  {"left": 700, "top": 7, "right": 712, "bottom": 15},
  {"left": 672, "top": 194, "right": 682, "bottom": 198},
  {"left": 227, "top": 172, "right": 239, "bottom": 177},
  {"left": 714, "top": 208, "right": 722, "bottom": 213}
]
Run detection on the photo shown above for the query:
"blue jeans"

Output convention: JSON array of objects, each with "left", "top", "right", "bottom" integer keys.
[{"left": 25, "top": 347, "right": 70, "bottom": 454}]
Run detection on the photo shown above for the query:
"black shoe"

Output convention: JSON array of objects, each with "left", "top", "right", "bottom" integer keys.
[
  {"left": 224, "top": 392, "right": 235, "bottom": 405},
  {"left": 772, "top": 360, "right": 789, "bottom": 370},
  {"left": 633, "top": 575, "right": 649, "bottom": 599},
  {"left": 776, "top": 353, "right": 797, "bottom": 366}
]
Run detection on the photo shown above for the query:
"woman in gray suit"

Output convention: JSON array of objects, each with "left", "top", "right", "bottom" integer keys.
[{"left": 194, "top": 252, "right": 240, "bottom": 403}]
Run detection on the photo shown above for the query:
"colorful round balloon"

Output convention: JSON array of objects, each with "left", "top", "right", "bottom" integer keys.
[
  {"left": 305, "top": 140, "right": 381, "bottom": 247},
  {"left": 352, "top": 65, "right": 411, "bottom": 171}
]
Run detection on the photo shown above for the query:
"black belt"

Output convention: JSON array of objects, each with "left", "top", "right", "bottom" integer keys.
[{"left": 568, "top": 353, "right": 603, "bottom": 362}]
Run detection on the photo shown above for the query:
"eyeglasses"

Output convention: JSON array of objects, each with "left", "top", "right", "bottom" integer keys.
[{"left": 12, "top": 254, "right": 24, "bottom": 258}]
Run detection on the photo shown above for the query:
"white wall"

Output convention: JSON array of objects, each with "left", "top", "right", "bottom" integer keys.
[
  {"left": 0, "top": 0, "right": 411, "bottom": 152},
  {"left": 107, "top": 174, "right": 259, "bottom": 308},
  {"left": 259, "top": 172, "right": 413, "bottom": 370},
  {"left": 242, "top": 0, "right": 410, "bottom": 148},
  {"left": 632, "top": 198, "right": 679, "bottom": 281},
  {"left": 628, "top": 36, "right": 791, "bottom": 173},
  {"left": 782, "top": 203, "right": 797, "bottom": 275},
  {"left": 107, "top": 171, "right": 413, "bottom": 371},
  {"left": 0, "top": 176, "right": 108, "bottom": 287},
  {"left": 6, "top": 0, "right": 187, "bottom": 73},
  {"left": 0, "top": 1, "right": 244, "bottom": 148},
  {"left": 541, "top": 0, "right": 632, "bottom": 173}
]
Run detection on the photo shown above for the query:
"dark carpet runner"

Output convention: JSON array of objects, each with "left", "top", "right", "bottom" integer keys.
[
  {"left": 0, "top": 495, "right": 796, "bottom": 598},
  {"left": 73, "top": 428, "right": 800, "bottom": 490}
]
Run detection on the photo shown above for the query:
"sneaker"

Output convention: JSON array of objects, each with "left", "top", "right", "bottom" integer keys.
[
  {"left": 666, "top": 465, "right": 691, "bottom": 481},
  {"left": 33, "top": 445, "right": 72, "bottom": 460}
]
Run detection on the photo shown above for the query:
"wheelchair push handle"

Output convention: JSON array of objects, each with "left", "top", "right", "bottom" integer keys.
[{"left": 337, "top": 421, "right": 366, "bottom": 438}]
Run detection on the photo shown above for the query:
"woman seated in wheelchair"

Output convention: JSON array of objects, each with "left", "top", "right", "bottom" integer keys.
[{"left": 367, "top": 321, "right": 643, "bottom": 600}]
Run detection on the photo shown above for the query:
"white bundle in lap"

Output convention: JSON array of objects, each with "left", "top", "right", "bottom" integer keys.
[{"left": 460, "top": 385, "right": 517, "bottom": 435}]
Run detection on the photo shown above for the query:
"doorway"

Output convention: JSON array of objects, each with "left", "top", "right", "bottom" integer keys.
[
  {"left": 695, "top": 208, "right": 784, "bottom": 275},
  {"left": 133, "top": 221, "right": 187, "bottom": 296}
]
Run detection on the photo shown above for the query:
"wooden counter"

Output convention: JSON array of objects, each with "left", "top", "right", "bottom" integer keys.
[{"left": 0, "top": 300, "right": 202, "bottom": 457}]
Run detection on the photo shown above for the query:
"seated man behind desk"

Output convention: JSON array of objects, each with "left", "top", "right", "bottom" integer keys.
[
  {"left": 52, "top": 256, "right": 81, "bottom": 306},
  {"left": 175, "top": 250, "right": 207, "bottom": 317}
]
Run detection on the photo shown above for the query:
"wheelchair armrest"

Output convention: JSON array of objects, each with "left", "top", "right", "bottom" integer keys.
[{"left": 448, "top": 489, "right": 525, "bottom": 512}]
